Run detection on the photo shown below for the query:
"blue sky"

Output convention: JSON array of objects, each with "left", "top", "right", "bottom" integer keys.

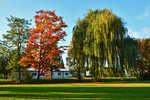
[{"left": 0, "top": 0, "right": 150, "bottom": 66}]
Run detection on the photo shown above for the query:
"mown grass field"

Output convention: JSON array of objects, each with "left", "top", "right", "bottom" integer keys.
[{"left": 0, "top": 79, "right": 150, "bottom": 100}]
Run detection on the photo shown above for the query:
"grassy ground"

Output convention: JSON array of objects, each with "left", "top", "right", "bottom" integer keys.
[{"left": 0, "top": 81, "right": 150, "bottom": 100}]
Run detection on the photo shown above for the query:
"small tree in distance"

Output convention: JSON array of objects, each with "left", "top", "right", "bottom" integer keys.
[{"left": 19, "top": 10, "right": 67, "bottom": 82}]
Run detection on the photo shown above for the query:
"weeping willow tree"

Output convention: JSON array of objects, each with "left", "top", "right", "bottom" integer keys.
[
  {"left": 83, "top": 9, "right": 127, "bottom": 80},
  {"left": 67, "top": 9, "right": 138, "bottom": 81}
]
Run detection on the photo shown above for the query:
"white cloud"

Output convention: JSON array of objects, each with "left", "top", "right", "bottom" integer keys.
[
  {"left": 129, "top": 27, "right": 150, "bottom": 39},
  {"left": 135, "top": 7, "right": 150, "bottom": 20},
  {"left": 142, "top": 27, "right": 150, "bottom": 34},
  {"left": 136, "top": 12, "right": 149, "bottom": 19},
  {"left": 128, "top": 30, "right": 142, "bottom": 38}
]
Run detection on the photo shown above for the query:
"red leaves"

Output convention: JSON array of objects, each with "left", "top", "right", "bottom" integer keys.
[
  {"left": 36, "top": 10, "right": 44, "bottom": 14},
  {"left": 34, "top": 15, "right": 39, "bottom": 19},
  {"left": 19, "top": 10, "right": 67, "bottom": 80},
  {"left": 61, "top": 24, "right": 68, "bottom": 28}
]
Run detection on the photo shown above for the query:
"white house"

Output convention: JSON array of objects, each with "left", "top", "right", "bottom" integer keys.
[{"left": 28, "top": 68, "right": 72, "bottom": 79}]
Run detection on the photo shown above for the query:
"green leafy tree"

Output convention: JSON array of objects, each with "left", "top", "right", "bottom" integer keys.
[
  {"left": 122, "top": 36, "right": 138, "bottom": 76},
  {"left": 2, "top": 16, "right": 31, "bottom": 81},
  {"left": 67, "top": 19, "right": 87, "bottom": 81},
  {"left": 0, "top": 41, "right": 14, "bottom": 79}
]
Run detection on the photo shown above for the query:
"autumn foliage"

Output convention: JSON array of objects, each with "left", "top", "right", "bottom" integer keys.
[
  {"left": 141, "top": 38, "right": 150, "bottom": 58},
  {"left": 137, "top": 38, "right": 150, "bottom": 80},
  {"left": 19, "top": 10, "right": 67, "bottom": 79}
]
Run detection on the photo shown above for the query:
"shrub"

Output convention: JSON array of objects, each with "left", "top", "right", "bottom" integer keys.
[{"left": 22, "top": 70, "right": 32, "bottom": 83}]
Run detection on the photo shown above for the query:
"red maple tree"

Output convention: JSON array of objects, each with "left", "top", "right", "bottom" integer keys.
[{"left": 19, "top": 10, "right": 67, "bottom": 81}]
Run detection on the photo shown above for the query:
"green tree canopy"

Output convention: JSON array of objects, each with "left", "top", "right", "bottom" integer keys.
[{"left": 2, "top": 16, "right": 31, "bottom": 81}]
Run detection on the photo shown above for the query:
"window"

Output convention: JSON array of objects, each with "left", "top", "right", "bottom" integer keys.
[
  {"left": 65, "top": 73, "right": 68, "bottom": 75},
  {"left": 58, "top": 72, "right": 61, "bottom": 76},
  {"left": 32, "top": 73, "right": 37, "bottom": 76},
  {"left": 41, "top": 73, "right": 45, "bottom": 75}
]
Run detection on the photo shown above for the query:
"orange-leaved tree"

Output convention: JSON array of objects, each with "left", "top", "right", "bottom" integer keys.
[
  {"left": 19, "top": 10, "right": 67, "bottom": 82},
  {"left": 137, "top": 38, "right": 150, "bottom": 80}
]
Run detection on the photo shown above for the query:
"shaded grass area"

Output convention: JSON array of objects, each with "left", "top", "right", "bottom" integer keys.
[
  {"left": 0, "top": 79, "right": 17, "bottom": 84},
  {"left": 0, "top": 77, "right": 138, "bottom": 84},
  {"left": 0, "top": 83, "right": 150, "bottom": 100}
]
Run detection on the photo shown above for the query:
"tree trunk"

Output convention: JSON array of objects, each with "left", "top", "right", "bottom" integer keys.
[
  {"left": 78, "top": 65, "right": 82, "bottom": 82},
  {"left": 141, "top": 64, "right": 144, "bottom": 81},
  {"left": 78, "top": 70, "right": 81, "bottom": 82},
  {"left": 36, "top": 37, "right": 42, "bottom": 83},
  {"left": 3, "top": 69, "right": 8, "bottom": 79},
  {"left": 37, "top": 63, "right": 41, "bottom": 83},
  {"left": 51, "top": 68, "right": 53, "bottom": 80},
  {"left": 18, "top": 68, "right": 21, "bottom": 82},
  {"left": 4, "top": 75, "right": 8, "bottom": 79},
  {"left": 17, "top": 42, "right": 22, "bottom": 83},
  {"left": 37, "top": 51, "right": 41, "bottom": 83}
]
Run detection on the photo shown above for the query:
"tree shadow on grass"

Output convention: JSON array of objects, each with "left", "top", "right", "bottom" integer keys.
[
  {"left": 1, "top": 78, "right": 150, "bottom": 85},
  {"left": 0, "top": 87, "right": 150, "bottom": 99},
  {"left": 0, "top": 79, "right": 94, "bottom": 85}
]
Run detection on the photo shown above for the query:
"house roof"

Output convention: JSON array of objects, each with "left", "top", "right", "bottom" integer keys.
[
  {"left": 27, "top": 68, "right": 70, "bottom": 72},
  {"left": 59, "top": 69, "right": 70, "bottom": 72}
]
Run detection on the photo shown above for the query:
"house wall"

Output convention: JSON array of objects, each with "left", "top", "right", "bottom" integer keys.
[
  {"left": 52, "top": 71, "right": 72, "bottom": 78},
  {"left": 31, "top": 71, "right": 72, "bottom": 79}
]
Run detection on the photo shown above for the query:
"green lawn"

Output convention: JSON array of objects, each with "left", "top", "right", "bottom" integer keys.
[{"left": 0, "top": 82, "right": 150, "bottom": 100}]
